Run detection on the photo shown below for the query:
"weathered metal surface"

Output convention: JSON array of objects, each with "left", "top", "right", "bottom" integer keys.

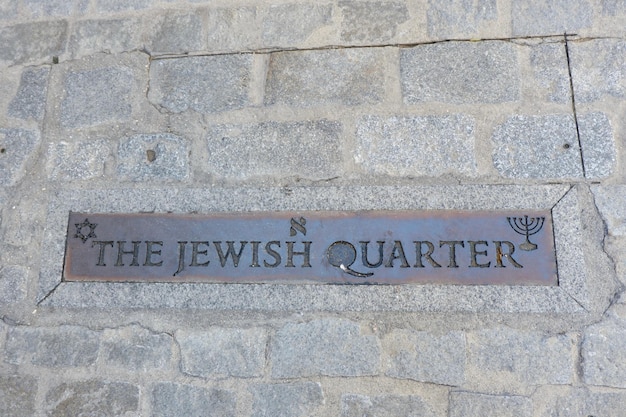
[{"left": 64, "top": 211, "right": 557, "bottom": 285}]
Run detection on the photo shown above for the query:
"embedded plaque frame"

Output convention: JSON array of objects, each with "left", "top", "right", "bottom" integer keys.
[{"left": 39, "top": 185, "right": 615, "bottom": 315}]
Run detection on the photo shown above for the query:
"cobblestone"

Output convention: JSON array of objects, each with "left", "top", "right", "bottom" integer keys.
[
  {"left": 47, "top": 140, "right": 110, "bottom": 181},
  {"left": 0, "top": 1, "right": 18, "bottom": 20},
  {"left": 263, "top": 4, "right": 332, "bottom": 46},
  {"left": 0, "top": 265, "right": 28, "bottom": 304},
  {"left": 250, "top": 382, "right": 324, "bottom": 417},
  {"left": 536, "top": 387, "right": 626, "bottom": 417},
  {"left": 582, "top": 315, "right": 626, "bottom": 388},
  {"left": 177, "top": 327, "right": 267, "bottom": 378},
  {"left": 383, "top": 329, "right": 466, "bottom": 386},
  {"left": 149, "top": 55, "right": 252, "bottom": 114},
  {"left": 152, "top": 382, "right": 236, "bottom": 417},
  {"left": 206, "top": 120, "right": 342, "bottom": 180},
  {"left": 0, "top": 128, "right": 41, "bottom": 187},
  {"left": 100, "top": 325, "right": 173, "bottom": 372},
  {"left": 271, "top": 318, "right": 380, "bottom": 378},
  {"left": 95, "top": 0, "right": 153, "bottom": 12},
  {"left": 512, "top": 0, "right": 593, "bottom": 36},
  {"left": 355, "top": 115, "right": 477, "bottom": 177},
  {"left": 5, "top": 325, "right": 100, "bottom": 367},
  {"left": 207, "top": 7, "right": 258, "bottom": 51},
  {"left": 69, "top": 18, "right": 141, "bottom": 57},
  {"left": 8, "top": 67, "right": 50, "bottom": 121},
  {"left": 570, "top": 39, "right": 626, "bottom": 103},
  {"left": 44, "top": 380, "right": 139, "bottom": 417},
  {"left": 0, "top": 21, "right": 67, "bottom": 66},
  {"left": 0, "top": 375, "right": 37, "bottom": 417},
  {"left": 117, "top": 133, "right": 189, "bottom": 182},
  {"left": 529, "top": 42, "right": 571, "bottom": 103},
  {"left": 401, "top": 41, "right": 519, "bottom": 104},
  {"left": 265, "top": 49, "right": 386, "bottom": 107},
  {"left": 601, "top": 0, "right": 626, "bottom": 15},
  {"left": 578, "top": 112, "right": 615, "bottom": 179},
  {"left": 145, "top": 13, "right": 204, "bottom": 54},
  {"left": 592, "top": 185, "right": 626, "bottom": 236},
  {"left": 339, "top": 1, "right": 409, "bottom": 42},
  {"left": 427, "top": 0, "right": 497, "bottom": 38},
  {"left": 342, "top": 394, "right": 440, "bottom": 417},
  {"left": 23, "top": 0, "right": 77, "bottom": 17},
  {"left": 450, "top": 392, "right": 532, "bottom": 417}
]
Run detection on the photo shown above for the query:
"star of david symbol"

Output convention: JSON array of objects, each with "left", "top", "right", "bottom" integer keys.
[{"left": 74, "top": 218, "right": 97, "bottom": 243}]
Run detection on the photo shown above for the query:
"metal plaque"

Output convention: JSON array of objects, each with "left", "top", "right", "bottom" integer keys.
[{"left": 63, "top": 211, "right": 557, "bottom": 285}]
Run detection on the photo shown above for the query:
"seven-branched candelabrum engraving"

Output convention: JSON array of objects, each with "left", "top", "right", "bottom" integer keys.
[{"left": 507, "top": 215, "right": 545, "bottom": 251}]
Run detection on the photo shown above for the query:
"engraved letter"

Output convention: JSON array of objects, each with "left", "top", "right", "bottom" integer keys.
[
  {"left": 360, "top": 241, "right": 384, "bottom": 268},
  {"left": 144, "top": 241, "right": 163, "bottom": 266},
  {"left": 250, "top": 241, "right": 261, "bottom": 267},
  {"left": 174, "top": 241, "right": 187, "bottom": 276},
  {"left": 286, "top": 241, "right": 312, "bottom": 267},
  {"left": 493, "top": 241, "right": 523, "bottom": 268},
  {"left": 439, "top": 241, "right": 465, "bottom": 268},
  {"left": 385, "top": 240, "right": 410, "bottom": 268},
  {"left": 115, "top": 241, "right": 141, "bottom": 266},
  {"left": 264, "top": 241, "right": 281, "bottom": 267},
  {"left": 92, "top": 241, "right": 114, "bottom": 266},
  {"left": 414, "top": 241, "right": 441, "bottom": 268},
  {"left": 190, "top": 241, "right": 210, "bottom": 267},
  {"left": 469, "top": 241, "right": 490, "bottom": 268},
  {"left": 214, "top": 241, "right": 247, "bottom": 267}
]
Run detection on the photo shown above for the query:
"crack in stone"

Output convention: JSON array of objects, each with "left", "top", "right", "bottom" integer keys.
[{"left": 564, "top": 33, "right": 586, "bottom": 178}]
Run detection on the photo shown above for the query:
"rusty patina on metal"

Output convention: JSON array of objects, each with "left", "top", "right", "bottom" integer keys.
[{"left": 63, "top": 210, "right": 557, "bottom": 285}]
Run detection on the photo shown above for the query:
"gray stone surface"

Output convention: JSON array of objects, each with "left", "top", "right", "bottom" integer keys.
[
  {"left": 5, "top": 325, "right": 100, "bottom": 367},
  {"left": 529, "top": 42, "right": 571, "bottom": 103},
  {"left": 44, "top": 380, "right": 139, "bottom": 417},
  {"left": 427, "top": 0, "right": 497, "bottom": 38},
  {"left": 207, "top": 7, "right": 258, "bottom": 51},
  {"left": 265, "top": 49, "right": 385, "bottom": 107},
  {"left": 117, "top": 133, "right": 189, "bottom": 181},
  {"left": 384, "top": 329, "right": 466, "bottom": 386},
  {"left": 177, "top": 327, "right": 267, "bottom": 378},
  {"left": 491, "top": 114, "right": 583, "bottom": 179},
  {"left": 152, "top": 382, "right": 236, "bottom": 417},
  {"left": 0, "top": 375, "right": 37, "bottom": 417},
  {"left": 592, "top": 185, "right": 626, "bottom": 237},
  {"left": 0, "top": 21, "right": 67, "bottom": 66},
  {"left": 450, "top": 392, "right": 532, "bottom": 417},
  {"left": 342, "top": 394, "right": 439, "bottom": 417},
  {"left": 536, "top": 387, "right": 626, "bottom": 417},
  {"left": 23, "top": 0, "right": 75, "bottom": 17},
  {"left": 0, "top": 266, "right": 28, "bottom": 304},
  {"left": 263, "top": 4, "right": 332, "bottom": 46},
  {"left": 250, "top": 382, "right": 324, "bottom": 417},
  {"left": 206, "top": 120, "right": 342, "bottom": 180},
  {"left": 354, "top": 115, "right": 477, "bottom": 177},
  {"left": 602, "top": 0, "right": 626, "bottom": 15},
  {"left": 149, "top": 55, "right": 252, "bottom": 113},
  {"left": 69, "top": 18, "right": 141, "bottom": 57},
  {"left": 401, "top": 41, "right": 519, "bottom": 104},
  {"left": 512, "top": 0, "right": 593, "bottom": 36},
  {"left": 578, "top": 112, "right": 615, "bottom": 179},
  {"left": 47, "top": 140, "right": 110, "bottom": 181},
  {"left": 100, "top": 325, "right": 173, "bottom": 372},
  {"left": 60, "top": 67, "right": 134, "bottom": 128},
  {"left": 582, "top": 316, "right": 626, "bottom": 388},
  {"left": 467, "top": 327, "right": 575, "bottom": 388},
  {"left": 145, "top": 13, "right": 204, "bottom": 54},
  {"left": 8, "top": 67, "right": 50, "bottom": 121},
  {"left": 570, "top": 39, "right": 626, "bottom": 103},
  {"left": 0, "top": 0, "right": 18, "bottom": 20},
  {"left": 96, "top": 0, "right": 152, "bottom": 12},
  {"left": 271, "top": 318, "right": 380, "bottom": 377},
  {"left": 0, "top": 128, "right": 41, "bottom": 187},
  {"left": 339, "top": 1, "right": 409, "bottom": 42}
]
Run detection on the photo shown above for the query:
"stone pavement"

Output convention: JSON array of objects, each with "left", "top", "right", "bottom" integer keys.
[{"left": 1, "top": 0, "right": 626, "bottom": 415}]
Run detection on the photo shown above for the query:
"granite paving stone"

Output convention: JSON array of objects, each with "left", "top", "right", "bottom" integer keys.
[
  {"left": 206, "top": 120, "right": 342, "bottom": 180},
  {"left": 536, "top": 387, "right": 626, "bottom": 417},
  {"left": 23, "top": 0, "right": 75, "bottom": 17},
  {"left": 355, "top": 115, "right": 477, "bottom": 177},
  {"left": 207, "top": 7, "right": 259, "bottom": 51},
  {"left": 602, "top": 0, "right": 626, "bottom": 15},
  {"left": 427, "top": 0, "right": 497, "bottom": 38},
  {"left": 341, "top": 394, "right": 440, "bottom": 417},
  {"left": 529, "top": 42, "right": 571, "bottom": 103},
  {"left": 263, "top": 4, "right": 332, "bottom": 46},
  {"left": 265, "top": 48, "right": 386, "bottom": 107},
  {"left": 578, "top": 112, "right": 615, "bottom": 179},
  {"left": 401, "top": 41, "right": 519, "bottom": 104},
  {"left": 117, "top": 133, "right": 189, "bottom": 181},
  {"left": 47, "top": 140, "right": 110, "bottom": 181},
  {"left": 60, "top": 67, "right": 134, "bottom": 128},
  {"left": 250, "top": 382, "right": 324, "bottom": 417},
  {"left": 592, "top": 185, "right": 626, "bottom": 237},
  {"left": 8, "top": 67, "right": 50, "bottom": 121},
  {"left": 0, "top": 128, "right": 41, "bottom": 187},
  {"left": 582, "top": 315, "right": 626, "bottom": 388},
  {"left": 145, "top": 13, "right": 204, "bottom": 54},
  {"left": 0, "top": 375, "right": 37, "bottom": 417},
  {"left": 44, "top": 380, "right": 139, "bottom": 417},
  {"left": 450, "top": 392, "right": 532, "bottom": 417},
  {"left": 100, "top": 325, "right": 173, "bottom": 372},
  {"left": 384, "top": 329, "right": 466, "bottom": 386},
  {"left": 467, "top": 327, "right": 575, "bottom": 388},
  {"left": 570, "top": 39, "right": 626, "bottom": 103},
  {"left": 271, "top": 318, "right": 380, "bottom": 378},
  {"left": 491, "top": 114, "right": 583, "bottom": 179},
  {"left": 177, "top": 327, "right": 267, "bottom": 378},
  {"left": 152, "top": 382, "right": 236, "bottom": 417},
  {"left": 96, "top": 0, "right": 153, "bottom": 12},
  {"left": 149, "top": 55, "right": 252, "bottom": 114},
  {"left": 0, "top": 0, "right": 18, "bottom": 20},
  {"left": 5, "top": 325, "right": 100, "bottom": 367},
  {"left": 69, "top": 18, "right": 141, "bottom": 57},
  {"left": 0, "top": 265, "right": 28, "bottom": 304},
  {"left": 0, "top": 21, "right": 67, "bottom": 66},
  {"left": 339, "top": 1, "right": 409, "bottom": 42},
  {"left": 512, "top": 0, "right": 593, "bottom": 36}
]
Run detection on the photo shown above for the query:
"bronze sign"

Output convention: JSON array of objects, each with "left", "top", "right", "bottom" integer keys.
[{"left": 64, "top": 211, "right": 557, "bottom": 285}]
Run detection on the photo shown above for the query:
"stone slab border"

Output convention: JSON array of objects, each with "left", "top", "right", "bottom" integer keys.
[{"left": 38, "top": 185, "right": 615, "bottom": 315}]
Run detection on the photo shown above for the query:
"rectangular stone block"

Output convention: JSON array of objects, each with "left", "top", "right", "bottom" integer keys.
[
  {"left": 0, "top": 128, "right": 41, "bottom": 187},
  {"left": 69, "top": 19, "right": 141, "bottom": 58},
  {"left": 450, "top": 392, "right": 532, "bottom": 417},
  {"left": 263, "top": 4, "right": 332, "bottom": 46},
  {"left": 152, "top": 383, "right": 236, "bottom": 417},
  {"left": 24, "top": 0, "right": 75, "bottom": 17},
  {"left": 339, "top": 1, "right": 409, "bottom": 42},
  {"left": 96, "top": 0, "right": 153, "bottom": 12},
  {"left": 206, "top": 120, "right": 342, "bottom": 180},
  {"left": 117, "top": 133, "right": 189, "bottom": 181},
  {"left": 251, "top": 383, "right": 324, "bottom": 417},
  {"left": 592, "top": 185, "right": 626, "bottom": 236},
  {"left": 177, "top": 327, "right": 267, "bottom": 378},
  {"left": 270, "top": 318, "right": 380, "bottom": 377},
  {"left": 427, "top": 0, "right": 497, "bottom": 38},
  {"left": 8, "top": 67, "right": 50, "bottom": 121},
  {"left": 265, "top": 48, "right": 386, "bottom": 107},
  {"left": 145, "top": 13, "right": 204, "bottom": 54},
  {"left": 401, "top": 41, "right": 519, "bottom": 104},
  {"left": 578, "top": 112, "right": 615, "bottom": 179},
  {"left": 512, "top": 0, "right": 593, "bottom": 36},
  {"left": 0, "top": 375, "right": 37, "bottom": 417},
  {"left": 602, "top": 0, "right": 626, "bottom": 15},
  {"left": 342, "top": 394, "right": 441, "bottom": 417},
  {"left": 149, "top": 55, "right": 253, "bottom": 114},
  {"left": 355, "top": 115, "right": 477, "bottom": 177},
  {"left": 570, "top": 39, "right": 626, "bottom": 103},
  {"left": 0, "top": 265, "right": 28, "bottom": 304},
  {"left": 100, "top": 325, "right": 173, "bottom": 372},
  {"left": 535, "top": 387, "right": 626, "bottom": 417},
  {"left": 44, "top": 380, "right": 139, "bottom": 417},
  {"left": 47, "top": 140, "right": 110, "bottom": 181},
  {"left": 529, "top": 42, "right": 571, "bottom": 103},
  {"left": 582, "top": 315, "right": 626, "bottom": 388},
  {"left": 0, "top": 21, "right": 67, "bottom": 66},
  {"left": 207, "top": 7, "right": 259, "bottom": 51}
]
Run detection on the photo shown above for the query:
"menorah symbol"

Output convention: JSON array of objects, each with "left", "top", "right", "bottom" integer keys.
[{"left": 507, "top": 215, "right": 545, "bottom": 251}]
